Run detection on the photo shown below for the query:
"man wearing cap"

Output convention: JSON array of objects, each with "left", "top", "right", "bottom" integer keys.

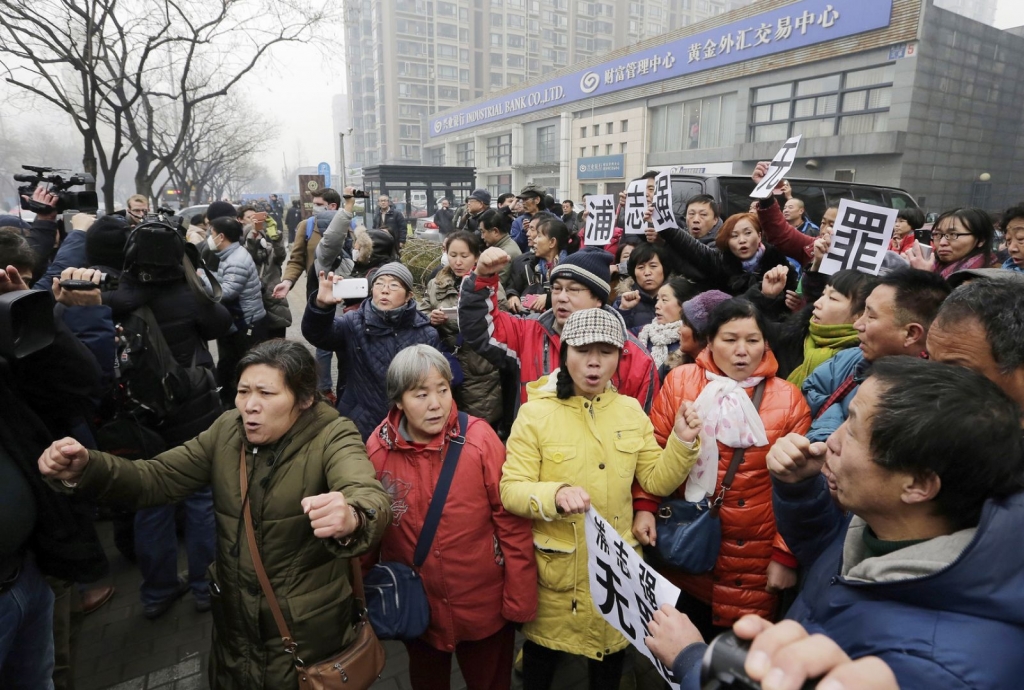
[
  {"left": 510, "top": 184, "right": 555, "bottom": 254},
  {"left": 457, "top": 189, "right": 491, "bottom": 235},
  {"left": 459, "top": 245, "right": 659, "bottom": 421}
]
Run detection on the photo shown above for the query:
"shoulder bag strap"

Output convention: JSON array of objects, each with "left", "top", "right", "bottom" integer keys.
[
  {"left": 709, "top": 380, "right": 767, "bottom": 518},
  {"left": 240, "top": 445, "right": 298, "bottom": 655},
  {"left": 412, "top": 411, "right": 470, "bottom": 568}
]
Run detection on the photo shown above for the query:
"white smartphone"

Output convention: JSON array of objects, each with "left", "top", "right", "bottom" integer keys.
[{"left": 333, "top": 278, "right": 369, "bottom": 300}]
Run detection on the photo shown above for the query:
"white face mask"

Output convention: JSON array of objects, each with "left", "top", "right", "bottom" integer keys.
[
  {"left": 352, "top": 249, "right": 362, "bottom": 263},
  {"left": 440, "top": 252, "right": 450, "bottom": 267},
  {"left": 207, "top": 234, "right": 219, "bottom": 251}
]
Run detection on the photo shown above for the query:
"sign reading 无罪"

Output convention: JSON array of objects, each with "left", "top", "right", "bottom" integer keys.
[{"left": 429, "top": 0, "right": 894, "bottom": 137}]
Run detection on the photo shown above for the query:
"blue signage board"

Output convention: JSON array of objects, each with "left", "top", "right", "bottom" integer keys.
[
  {"left": 317, "top": 162, "right": 332, "bottom": 188},
  {"left": 578, "top": 155, "right": 625, "bottom": 179},
  {"left": 430, "top": 0, "right": 894, "bottom": 137}
]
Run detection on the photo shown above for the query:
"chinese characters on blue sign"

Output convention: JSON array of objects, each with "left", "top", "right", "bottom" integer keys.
[
  {"left": 429, "top": 0, "right": 894, "bottom": 137},
  {"left": 578, "top": 154, "right": 625, "bottom": 180}
]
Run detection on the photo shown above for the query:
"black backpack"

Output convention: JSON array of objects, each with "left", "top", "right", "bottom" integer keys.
[
  {"left": 123, "top": 218, "right": 186, "bottom": 284},
  {"left": 113, "top": 305, "right": 193, "bottom": 421}
]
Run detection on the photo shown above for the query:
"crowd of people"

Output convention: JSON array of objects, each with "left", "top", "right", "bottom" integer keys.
[{"left": 2, "top": 160, "right": 1024, "bottom": 690}]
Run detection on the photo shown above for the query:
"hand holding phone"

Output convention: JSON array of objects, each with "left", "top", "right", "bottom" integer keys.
[{"left": 333, "top": 278, "right": 369, "bottom": 301}]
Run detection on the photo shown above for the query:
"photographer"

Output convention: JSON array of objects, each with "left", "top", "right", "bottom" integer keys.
[
  {"left": 20, "top": 186, "right": 64, "bottom": 282},
  {"left": 0, "top": 266, "right": 108, "bottom": 686}
]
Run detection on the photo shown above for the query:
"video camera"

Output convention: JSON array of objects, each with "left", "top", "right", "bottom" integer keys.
[
  {"left": 701, "top": 632, "right": 819, "bottom": 690},
  {"left": 15, "top": 165, "right": 99, "bottom": 214}
]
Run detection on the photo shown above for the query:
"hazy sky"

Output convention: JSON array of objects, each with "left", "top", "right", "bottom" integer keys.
[{"left": 4, "top": 0, "right": 1023, "bottom": 194}]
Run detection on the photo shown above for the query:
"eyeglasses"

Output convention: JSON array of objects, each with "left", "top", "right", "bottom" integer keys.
[
  {"left": 551, "top": 284, "right": 589, "bottom": 296},
  {"left": 931, "top": 232, "right": 973, "bottom": 243}
]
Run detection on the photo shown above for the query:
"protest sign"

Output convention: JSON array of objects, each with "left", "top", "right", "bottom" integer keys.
[
  {"left": 624, "top": 179, "right": 648, "bottom": 235},
  {"left": 820, "top": 199, "right": 897, "bottom": 276},
  {"left": 749, "top": 135, "right": 802, "bottom": 199},
  {"left": 585, "top": 508, "right": 681, "bottom": 688},
  {"left": 651, "top": 172, "right": 677, "bottom": 233},
  {"left": 585, "top": 194, "right": 616, "bottom": 246}
]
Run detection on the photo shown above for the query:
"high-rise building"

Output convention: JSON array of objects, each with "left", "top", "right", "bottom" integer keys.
[
  {"left": 343, "top": 0, "right": 753, "bottom": 167},
  {"left": 934, "top": 0, "right": 997, "bottom": 26}
]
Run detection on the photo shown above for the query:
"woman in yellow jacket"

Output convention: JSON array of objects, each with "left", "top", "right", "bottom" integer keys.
[{"left": 500, "top": 308, "right": 703, "bottom": 689}]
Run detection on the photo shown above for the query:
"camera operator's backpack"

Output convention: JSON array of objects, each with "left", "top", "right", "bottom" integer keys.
[
  {"left": 113, "top": 306, "right": 193, "bottom": 421},
  {"left": 123, "top": 218, "right": 185, "bottom": 284}
]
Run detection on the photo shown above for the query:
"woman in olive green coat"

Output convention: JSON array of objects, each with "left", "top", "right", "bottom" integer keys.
[{"left": 39, "top": 340, "right": 392, "bottom": 689}]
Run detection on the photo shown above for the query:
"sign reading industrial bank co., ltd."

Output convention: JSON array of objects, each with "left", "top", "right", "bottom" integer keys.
[{"left": 429, "top": 0, "right": 894, "bottom": 138}]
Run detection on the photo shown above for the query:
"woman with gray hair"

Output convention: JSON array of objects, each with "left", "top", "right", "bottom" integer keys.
[
  {"left": 365, "top": 344, "right": 537, "bottom": 690},
  {"left": 38, "top": 339, "right": 392, "bottom": 689}
]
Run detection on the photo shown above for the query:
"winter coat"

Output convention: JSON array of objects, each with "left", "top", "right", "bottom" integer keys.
[
  {"left": 315, "top": 208, "right": 357, "bottom": 277},
  {"left": 103, "top": 275, "right": 233, "bottom": 445},
  {"left": 458, "top": 272, "right": 659, "bottom": 419},
  {"left": 661, "top": 228, "right": 796, "bottom": 298},
  {"left": 434, "top": 207, "right": 455, "bottom": 235},
  {"left": 649, "top": 349, "right": 811, "bottom": 624},
  {"left": 302, "top": 295, "right": 443, "bottom": 440},
  {"left": 491, "top": 233, "right": 523, "bottom": 290},
  {"left": 510, "top": 211, "right": 555, "bottom": 253},
  {"left": 211, "top": 242, "right": 266, "bottom": 326},
  {"left": 366, "top": 405, "right": 537, "bottom": 652},
  {"left": 282, "top": 210, "right": 337, "bottom": 288},
  {"left": 244, "top": 220, "right": 291, "bottom": 330},
  {"left": 373, "top": 206, "right": 408, "bottom": 246},
  {"left": 772, "top": 475, "right": 1024, "bottom": 690},
  {"left": 68, "top": 404, "right": 392, "bottom": 690},
  {"left": 756, "top": 196, "right": 814, "bottom": 265},
  {"left": 500, "top": 376, "right": 700, "bottom": 659},
  {"left": 613, "top": 288, "right": 658, "bottom": 336},
  {"left": 505, "top": 250, "right": 549, "bottom": 300},
  {"left": 801, "top": 347, "right": 866, "bottom": 444},
  {"left": 417, "top": 268, "right": 507, "bottom": 424}
]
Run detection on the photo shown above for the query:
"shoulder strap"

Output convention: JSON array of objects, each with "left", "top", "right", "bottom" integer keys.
[
  {"left": 239, "top": 445, "right": 368, "bottom": 660},
  {"left": 709, "top": 380, "right": 766, "bottom": 518},
  {"left": 305, "top": 216, "right": 316, "bottom": 241},
  {"left": 413, "top": 411, "right": 470, "bottom": 567}
]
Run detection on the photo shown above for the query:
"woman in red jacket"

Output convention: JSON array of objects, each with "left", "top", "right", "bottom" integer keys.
[
  {"left": 366, "top": 344, "right": 537, "bottom": 690},
  {"left": 647, "top": 299, "right": 811, "bottom": 639}
]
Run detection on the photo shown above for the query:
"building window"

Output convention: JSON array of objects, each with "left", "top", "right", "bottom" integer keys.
[
  {"left": 438, "top": 23, "right": 458, "bottom": 38},
  {"left": 507, "top": 55, "right": 525, "bottom": 68},
  {"left": 592, "top": 124, "right": 600, "bottom": 136},
  {"left": 508, "top": 13, "right": 525, "bottom": 27},
  {"left": 537, "top": 125, "right": 557, "bottom": 162},
  {"left": 621, "top": 119, "right": 629, "bottom": 132},
  {"left": 750, "top": 65, "right": 895, "bottom": 142},
  {"left": 620, "top": 142, "right": 627, "bottom": 153},
  {"left": 580, "top": 126, "right": 587, "bottom": 138},
  {"left": 439, "top": 86, "right": 459, "bottom": 99},
  {"left": 438, "top": 44, "right": 458, "bottom": 58},
  {"left": 592, "top": 145, "right": 598, "bottom": 155},
  {"left": 490, "top": 53, "right": 503, "bottom": 66},
  {"left": 650, "top": 93, "right": 738, "bottom": 151},
  {"left": 456, "top": 141, "right": 475, "bottom": 166},
  {"left": 399, "top": 145, "right": 420, "bottom": 159},
  {"left": 437, "top": 1, "right": 457, "bottom": 15},
  {"left": 580, "top": 147, "right": 586, "bottom": 157},
  {"left": 490, "top": 73, "right": 503, "bottom": 87},
  {"left": 605, "top": 144, "right": 612, "bottom": 154},
  {"left": 487, "top": 134, "right": 512, "bottom": 166},
  {"left": 429, "top": 147, "right": 446, "bottom": 166},
  {"left": 606, "top": 122, "right": 614, "bottom": 134},
  {"left": 487, "top": 174, "right": 513, "bottom": 197},
  {"left": 508, "top": 34, "right": 524, "bottom": 48},
  {"left": 438, "top": 65, "right": 459, "bottom": 80},
  {"left": 399, "top": 124, "right": 421, "bottom": 138},
  {"left": 490, "top": 33, "right": 502, "bottom": 46}
]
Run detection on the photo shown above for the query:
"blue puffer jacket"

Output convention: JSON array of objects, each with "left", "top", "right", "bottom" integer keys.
[
  {"left": 775, "top": 476, "right": 1024, "bottom": 689},
  {"left": 801, "top": 347, "right": 865, "bottom": 443},
  {"left": 211, "top": 243, "right": 265, "bottom": 326},
  {"left": 302, "top": 295, "right": 442, "bottom": 440},
  {"left": 674, "top": 479, "right": 1024, "bottom": 689}
]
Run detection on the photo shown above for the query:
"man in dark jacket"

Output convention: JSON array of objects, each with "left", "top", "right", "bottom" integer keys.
[
  {"left": 434, "top": 198, "right": 455, "bottom": 236},
  {"left": 655, "top": 357, "right": 1024, "bottom": 689},
  {"left": 285, "top": 199, "right": 302, "bottom": 244},
  {"left": 510, "top": 183, "right": 554, "bottom": 253},
  {"left": 373, "top": 195, "right": 407, "bottom": 249}
]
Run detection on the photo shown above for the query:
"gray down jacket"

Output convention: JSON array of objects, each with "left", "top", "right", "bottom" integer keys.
[
  {"left": 417, "top": 268, "right": 507, "bottom": 424},
  {"left": 212, "top": 242, "right": 266, "bottom": 326}
]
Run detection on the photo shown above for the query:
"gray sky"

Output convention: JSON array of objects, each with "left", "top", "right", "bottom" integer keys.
[{"left": 995, "top": 0, "right": 1024, "bottom": 28}]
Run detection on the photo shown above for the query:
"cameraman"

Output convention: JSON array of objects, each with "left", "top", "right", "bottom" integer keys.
[
  {"left": 0, "top": 266, "right": 108, "bottom": 686},
  {"left": 19, "top": 186, "right": 64, "bottom": 283}
]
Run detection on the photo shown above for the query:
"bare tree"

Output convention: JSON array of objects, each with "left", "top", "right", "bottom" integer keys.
[{"left": 0, "top": 0, "right": 333, "bottom": 210}]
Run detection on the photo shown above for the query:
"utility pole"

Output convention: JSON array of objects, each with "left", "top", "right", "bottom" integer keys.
[{"left": 339, "top": 132, "right": 347, "bottom": 190}]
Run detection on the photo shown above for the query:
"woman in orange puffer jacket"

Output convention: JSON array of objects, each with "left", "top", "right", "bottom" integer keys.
[{"left": 645, "top": 298, "right": 810, "bottom": 638}]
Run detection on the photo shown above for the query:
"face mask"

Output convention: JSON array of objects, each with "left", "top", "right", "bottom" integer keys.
[
  {"left": 352, "top": 249, "right": 362, "bottom": 263},
  {"left": 207, "top": 234, "right": 219, "bottom": 251},
  {"left": 440, "top": 252, "right": 450, "bottom": 267}
]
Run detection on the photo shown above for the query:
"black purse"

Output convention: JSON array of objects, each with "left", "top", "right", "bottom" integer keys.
[{"left": 654, "top": 381, "right": 766, "bottom": 573}]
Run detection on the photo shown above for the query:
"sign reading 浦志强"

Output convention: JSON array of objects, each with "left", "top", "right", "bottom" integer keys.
[
  {"left": 429, "top": 0, "right": 894, "bottom": 137},
  {"left": 578, "top": 155, "right": 625, "bottom": 180}
]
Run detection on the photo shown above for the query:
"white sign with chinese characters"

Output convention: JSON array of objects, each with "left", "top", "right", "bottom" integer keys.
[
  {"left": 585, "top": 508, "right": 681, "bottom": 688},
  {"left": 651, "top": 172, "right": 677, "bottom": 233},
  {"left": 624, "top": 179, "right": 649, "bottom": 235},
  {"left": 585, "top": 194, "right": 617, "bottom": 246},
  {"left": 820, "top": 199, "right": 897, "bottom": 276},
  {"left": 750, "top": 135, "right": 802, "bottom": 199}
]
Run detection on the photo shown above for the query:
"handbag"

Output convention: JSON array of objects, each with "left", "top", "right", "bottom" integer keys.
[
  {"left": 239, "top": 447, "right": 385, "bottom": 689},
  {"left": 365, "top": 411, "right": 472, "bottom": 639},
  {"left": 654, "top": 381, "right": 766, "bottom": 574}
]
